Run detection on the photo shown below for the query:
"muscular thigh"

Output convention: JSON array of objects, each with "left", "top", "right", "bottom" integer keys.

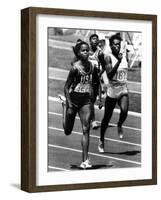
[
  {"left": 118, "top": 95, "right": 129, "bottom": 112},
  {"left": 104, "top": 96, "right": 117, "bottom": 115},
  {"left": 78, "top": 104, "right": 93, "bottom": 127},
  {"left": 65, "top": 106, "right": 77, "bottom": 126}
]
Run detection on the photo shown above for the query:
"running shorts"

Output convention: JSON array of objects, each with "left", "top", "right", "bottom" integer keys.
[
  {"left": 107, "top": 84, "right": 128, "bottom": 99},
  {"left": 70, "top": 91, "right": 92, "bottom": 109}
]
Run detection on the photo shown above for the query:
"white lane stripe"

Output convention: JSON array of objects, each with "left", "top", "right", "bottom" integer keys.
[
  {"left": 49, "top": 40, "right": 73, "bottom": 51},
  {"left": 49, "top": 67, "right": 70, "bottom": 73},
  {"left": 48, "top": 75, "right": 141, "bottom": 95},
  {"left": 128, "top": 80, "right": 141, "bottom": 85},
  {"left": 48, "top": 144, "right": 141, "bottom": 166},
  {"left": 49, "top": 76, "right": 66, "bottom": 81},
  {"left": 48, "top": 111, "right": 141, "bottom": 132},
  {"left": 48, "top": 165, "right": 70, "bottom": 172},
  {"left": 49, "top": 44, "right": 72, "bottom": 51},
  {"left": 129, "top": 90, "right": 141, "bottom": 94},
  {"left": 49, "top": 67, "right": 141, "bottom": 87},
  {"left": 48, "top": 96, "right": 141, "bottom": 117},
  {"left": 49, "top": 39, "right": 75, "bottom": 45},
  {"left": 48, "top": 44, "right": 140, "bottom": 86},
  {"left": 48, "top": 127, "right": 141, "bottom": 147}
]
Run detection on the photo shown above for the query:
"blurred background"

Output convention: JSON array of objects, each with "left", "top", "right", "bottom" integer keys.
[
  {"left": 48, "top": 28, "right": 142, "bottom": 113},
  {"left": 48, "top": 28, "right": 142, "bottom": 69}
]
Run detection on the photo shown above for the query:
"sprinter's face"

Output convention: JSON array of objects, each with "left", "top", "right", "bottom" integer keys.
[
  {"left": 111, "top": 39, "right": 121, "bottom": 55},
  {"left": 90, "top": 36, "right": 99, "bottom": 47},
  {"left": 78, "top": 44, "right": 89, "bottom": 60}
]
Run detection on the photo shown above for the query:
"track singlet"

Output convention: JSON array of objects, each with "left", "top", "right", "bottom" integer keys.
[
  {"left": 73, "top": 62, "right": 93, "bottom": 93},
  {"left": 107, "top": 53, "right": 128, "bottom": 99},
  {"left": 109, "top": 53, "right": 128, "bottom": 86}
]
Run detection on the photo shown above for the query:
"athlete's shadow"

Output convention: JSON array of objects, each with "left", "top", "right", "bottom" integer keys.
[
  {"left": 92, "top": 124, "right": 114, "bottom": 130},
  {"left": 70, "top": 164, "right": 113, "bottom": 170},
  {"left": 103, "top": 150, "right": 141, "bottom": 156},
  {"left": 92, "top": 125, "right": 101, "bottom": 130}
]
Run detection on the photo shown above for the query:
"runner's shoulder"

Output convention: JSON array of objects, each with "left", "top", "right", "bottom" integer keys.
[{"left": 72, "top": 61, "right": 82, "bottom": 73}]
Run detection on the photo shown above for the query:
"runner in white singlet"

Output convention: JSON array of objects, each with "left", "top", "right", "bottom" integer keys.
[
  {"left": 107, "top": 52, "right": 128, "bottom": 99},
  {"left": 98, "top": 33, "right": 129, "bottom": 153}
]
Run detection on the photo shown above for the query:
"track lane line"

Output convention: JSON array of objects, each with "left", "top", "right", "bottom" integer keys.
[
  {"left": 48, "top": 42, "right": 142, "bottom": 88},
  {"left": 48, "top": 144, "right": 141, "bottom": 166},
  {"left": 48, "top": 67, "right": 141, "bottom": 94},
  {"left": 48, "top": 111, "right": 141, "bottom": 133},
  {"left": 48, "top": 76, "right": 141, "bottom": 95},
  {"left": 48, "top": 165, "right": 70, "bottom": 171},
  {"left": 48, "top": 96, "right": 141, "bottom": 117},
  {"left": 48, "top": 126, "right": 141, "bottom": 147},
  {"left": 48, "top": 67, "right": 141, "bottom": 85}
]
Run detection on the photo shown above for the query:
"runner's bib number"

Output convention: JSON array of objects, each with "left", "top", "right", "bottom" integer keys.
[
  {"left": 74, "top": 83, "right": 90, "bottom": 93},
  {"left": 116, "top": 70, "right": 127, "bottom": 82},
  {"left": 74, "top": 73, "right": 92, "bottom": 93}
]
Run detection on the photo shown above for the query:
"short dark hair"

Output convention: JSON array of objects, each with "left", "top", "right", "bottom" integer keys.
[
  {"left": 72, "top": 41, "right": 89, "bottom": 58},
  {"left": 109, "top": 33, "right": 122, "bottom": 46},
  {"left": 89, "top": 34, "right": 99, "bottom": 41},
  {"left": 76, "top": 39, "right": 83, "bottom": 44}
]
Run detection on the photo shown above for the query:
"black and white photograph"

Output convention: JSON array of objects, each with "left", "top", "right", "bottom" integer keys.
[
  {"left": 21, "top": 7, "right": 157, "bottom": 192},
  {"left": 48, "top": 28, "right": 142, "bottom": 171}
]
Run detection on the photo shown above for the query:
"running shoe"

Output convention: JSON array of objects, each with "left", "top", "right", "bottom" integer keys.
[
  {"left": 80, "top": 159, "right": 92, "bottom": 169},
  {"left": 98, "top": 140, "right": 105, "bottom": 153},
  {"left": 117, "top": 126, "right": 124, "bottom": 139},
  {"left": 91, "top": 121, "right": 99, "bottom": 129}
]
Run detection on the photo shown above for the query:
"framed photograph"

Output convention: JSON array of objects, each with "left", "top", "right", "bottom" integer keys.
[{"left": 21, "top": 7, "right": 157, "bottom": 192}]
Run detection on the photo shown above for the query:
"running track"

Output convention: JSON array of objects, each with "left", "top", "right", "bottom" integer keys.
[
  {"left": 48, "top": 39, "right": 141, "bottom": 172},
  {"left": 48, "top": 98, "right": 141, "bottom": 171}
]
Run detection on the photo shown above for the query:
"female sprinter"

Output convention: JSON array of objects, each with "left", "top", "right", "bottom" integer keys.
[
  {"left": 60, "top": 41, "right": 100, "bottom": 169},
  {"left": 98, "top": 33, "right": 129, "bottom": 153}
]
